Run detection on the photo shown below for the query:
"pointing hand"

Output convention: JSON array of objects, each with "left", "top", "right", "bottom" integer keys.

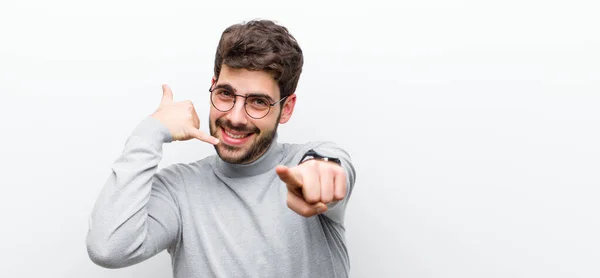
[{"left": 276, "top": 160, "right": 347, "bottom": 217}]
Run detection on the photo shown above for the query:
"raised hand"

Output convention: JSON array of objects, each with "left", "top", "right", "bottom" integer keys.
[
  {"left": 151, "top": 84, "right": 219, "bottom": 144},
  {"left": 276, "top": 160, "right": 347, "bottom": 217}
]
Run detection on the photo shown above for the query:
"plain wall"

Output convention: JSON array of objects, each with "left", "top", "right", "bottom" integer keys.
[{"left": 1, "top": 0, "right": 599, "bottom": 277}]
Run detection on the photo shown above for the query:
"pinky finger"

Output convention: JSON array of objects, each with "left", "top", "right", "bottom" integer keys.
[
  {"left": 333, "top": 171, "right": 347, "bottom": 201},
  {"left": 190, "top": 128, "right": 220, "bottom": 145}
]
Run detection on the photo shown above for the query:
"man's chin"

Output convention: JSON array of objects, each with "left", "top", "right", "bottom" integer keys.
[
  {"left": 214, "top": 144, "right": 251, "bottom": 164},
  {"left": 210, "top": 125, "right": 278, "bottom": 165}
]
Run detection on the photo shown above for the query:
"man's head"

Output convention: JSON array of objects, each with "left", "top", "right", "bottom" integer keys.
[{"left": 208, "top": 20, "right": 304, "bottom": 164}]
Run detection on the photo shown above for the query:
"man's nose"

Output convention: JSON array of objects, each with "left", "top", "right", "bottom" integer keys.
[{"left": 226, "top": 97, "right": 248, "bottom": 126}]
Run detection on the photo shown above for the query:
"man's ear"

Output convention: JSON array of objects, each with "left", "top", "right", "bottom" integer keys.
[
  {"left": 211, "top": 76, "right": 217, "bottom": 87},
  {"left": 279, "top": 94, "right": 296, "bottom": 124}
]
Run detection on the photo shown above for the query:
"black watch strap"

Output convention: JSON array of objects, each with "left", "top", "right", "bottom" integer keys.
[{"left": 300, "top": 149, "right": 341, "bottom": 165}]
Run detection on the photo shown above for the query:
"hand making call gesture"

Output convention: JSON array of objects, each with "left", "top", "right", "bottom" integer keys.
[
  {"left": 151, "top": 84, "right": 220, "bottom": 145},
  {"left": 276, "top": 160, "right": 347, "bottom": 218}
]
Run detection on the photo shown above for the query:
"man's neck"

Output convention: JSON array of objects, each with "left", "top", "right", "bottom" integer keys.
[{"left": 214, "top": 138, "right": 283, "bottom": 178}]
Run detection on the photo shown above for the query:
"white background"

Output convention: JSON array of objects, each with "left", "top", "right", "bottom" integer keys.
[{"left": 1, "top": 0, "right": 599, "bottom": 277}]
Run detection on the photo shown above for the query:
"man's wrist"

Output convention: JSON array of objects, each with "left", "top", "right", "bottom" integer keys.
[{"left": 299, "top": 149, "right": 342, "bottom": 166}]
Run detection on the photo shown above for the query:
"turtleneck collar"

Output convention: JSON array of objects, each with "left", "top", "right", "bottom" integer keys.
[{"left": 214, "top": 135, "right": 284, "bottom": 178}]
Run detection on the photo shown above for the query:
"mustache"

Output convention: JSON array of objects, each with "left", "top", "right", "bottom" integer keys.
[{"left": 215, "top": 118, "right": 260, "bottom": 134}]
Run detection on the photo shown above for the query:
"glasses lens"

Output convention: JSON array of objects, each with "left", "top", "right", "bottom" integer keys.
[
  {"left": 211, "top": 89, "right": 235, "bottom": 111},
  {"left": 245, "top": 96, "right": 271, "bottom": 118}
]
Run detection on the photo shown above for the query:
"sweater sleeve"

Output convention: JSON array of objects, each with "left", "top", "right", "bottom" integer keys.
[{"left": 86, "top": 116, "right": 182, "bottom": 268}]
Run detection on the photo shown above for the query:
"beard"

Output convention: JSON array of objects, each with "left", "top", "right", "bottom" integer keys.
[{"left": 209, "top": 113, "right": 280, "bottom": 164}]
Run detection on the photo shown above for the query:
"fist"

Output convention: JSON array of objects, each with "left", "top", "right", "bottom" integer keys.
[
  {"left": 151, "top": 84, "right": 219, "bottom": 144},
  {"left": 276, "top": 159, "right": 347, "bottom": 217}
]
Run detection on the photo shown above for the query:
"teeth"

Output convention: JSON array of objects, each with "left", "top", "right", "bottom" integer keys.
[{"left": 225, "top": 130, "right": 249, "bottom": 139}]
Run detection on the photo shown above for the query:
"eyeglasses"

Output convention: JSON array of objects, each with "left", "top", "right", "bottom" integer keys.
[{"left": 208, "top": 82, "right": 288, "bottom": 119}]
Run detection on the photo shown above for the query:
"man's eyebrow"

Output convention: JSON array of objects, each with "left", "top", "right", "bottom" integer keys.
[
  {"left": 214, "top": 83, "right": 275, "bottom": 102},
  {"left": 247, "top": 93, "right": 275, "bottom": 102},
  {"left": 213, "top": 83, "right": 236, "bottom": 93}
]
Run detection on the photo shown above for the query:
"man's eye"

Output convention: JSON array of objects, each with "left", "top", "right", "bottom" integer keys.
[
  {"left": 218, "top": 90, "right": 233, "bottom": 97},
  {"left": 251, "top": 97, "right": 269, "bottom": 106}
]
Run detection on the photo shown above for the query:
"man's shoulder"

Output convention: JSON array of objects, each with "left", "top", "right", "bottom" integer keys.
[{"left": 155, "top": 155, "right": 218, "bottom": 186}]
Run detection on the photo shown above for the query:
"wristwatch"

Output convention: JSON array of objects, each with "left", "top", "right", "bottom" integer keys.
[{"left": 299, "top": 149, "right": 342, "bottom": 166}]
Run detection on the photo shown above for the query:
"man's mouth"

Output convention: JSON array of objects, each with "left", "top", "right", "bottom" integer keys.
[
  {"left": 214, "top": 118, "right": 260, "bottom": 146},
  {"left": 223, "top": 128, "right": 252, "bottom": 139},
  {"left": 219, "top": 125, "right": 258, "bottom": 146}
]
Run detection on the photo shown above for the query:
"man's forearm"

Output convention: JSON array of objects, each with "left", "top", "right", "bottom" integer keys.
[{"left": 86, "top": 117, "right": 180, "bottom": 268}]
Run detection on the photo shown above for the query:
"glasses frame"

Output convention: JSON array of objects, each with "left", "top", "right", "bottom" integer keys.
[{"left": 208, "top": 81, "right": 288, "bottom": 119}]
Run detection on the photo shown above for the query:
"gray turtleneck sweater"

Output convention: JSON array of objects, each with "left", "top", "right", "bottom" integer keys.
[{"left": 86, "top": 116, "right": 356, "bottom": 278}]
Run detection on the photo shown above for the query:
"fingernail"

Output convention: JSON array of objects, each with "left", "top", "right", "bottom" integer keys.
[{"left": 316, "top": 207, "right": 323, "bottom": 214}]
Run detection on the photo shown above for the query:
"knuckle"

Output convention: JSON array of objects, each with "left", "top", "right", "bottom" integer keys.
[
  {"left": 320, "top": 162, "right": 335, "bottom": 172},
  {"left": 303, "top": 159, "right": 317, "bottom": 168},
  {"left": 326, "top": 166, "right": 337, "bottom": 175},
  {"left": 305, "top": 194, "right": 319, "bottom": 204}
]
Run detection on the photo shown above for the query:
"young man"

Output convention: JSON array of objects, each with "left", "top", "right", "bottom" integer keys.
[{"left": 86, "top": 19, "right": 356, "bottom": 277}]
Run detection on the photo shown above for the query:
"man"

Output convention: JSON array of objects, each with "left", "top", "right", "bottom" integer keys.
[{"left": 86, "top": 19, "right": 356, "bottom": 278}]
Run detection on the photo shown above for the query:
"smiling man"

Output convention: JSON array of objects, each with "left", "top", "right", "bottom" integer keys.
[
  {"left": 208, "top": 66, "right": 285, "bottom": 164},
  {"left": 86, "top": 20, "right": 356, "bottom": 278}
]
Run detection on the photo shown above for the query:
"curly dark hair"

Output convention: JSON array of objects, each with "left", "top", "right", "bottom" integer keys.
[{"left": 213, "top": 19, "right": 304, "bottom": 100}]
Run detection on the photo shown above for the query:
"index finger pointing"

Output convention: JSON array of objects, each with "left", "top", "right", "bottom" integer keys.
[{"left": 276, "top": 165, "right": 303, "bottom": 188}]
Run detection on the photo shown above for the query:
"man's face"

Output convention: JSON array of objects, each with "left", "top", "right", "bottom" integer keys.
[{"left": 209, "top": 65, "right": 296, "bottom": 164}]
